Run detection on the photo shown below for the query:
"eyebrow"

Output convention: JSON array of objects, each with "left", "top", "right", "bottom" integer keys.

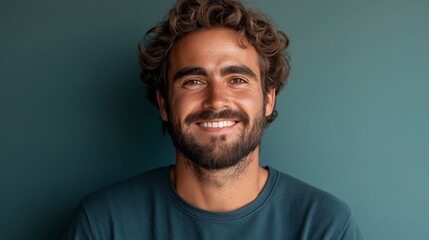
[
  {"left": 221, "top": 65, "right": 257, "bottom": 80},
  {"left": 173, "top": 67, "right": 207, "bottom": 81}
]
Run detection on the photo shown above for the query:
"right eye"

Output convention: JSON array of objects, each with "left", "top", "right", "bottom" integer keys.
[
  {"left": 183, "top": 79, "right": 202, "bottom": 86},
  {"left": 182, "top": 79, "right": 205, "bottom": 89}
]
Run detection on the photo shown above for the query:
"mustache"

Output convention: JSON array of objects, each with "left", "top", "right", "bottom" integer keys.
[{"left": 184, "top": 109, "right": 249, "bottom": 125}]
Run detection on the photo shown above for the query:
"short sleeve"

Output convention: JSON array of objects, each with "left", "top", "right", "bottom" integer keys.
[
  {"left": 340, "top": 215, "right": 364, "bottom": 240},
  {"left": 62, "top": 203, "right": 93, "bottom": 240}
]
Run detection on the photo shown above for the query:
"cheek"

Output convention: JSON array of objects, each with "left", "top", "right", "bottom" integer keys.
[
  {"left": 235, "top": 90, "right": 264, "bottom": 110},
  {"left": 169, "top": 94, "right": 196, "bottom": 120}
]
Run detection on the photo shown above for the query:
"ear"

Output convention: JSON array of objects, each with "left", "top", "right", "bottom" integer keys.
[
  {"left": 264, "top": 88, "right": 276, "bottom": 117},
  {"left": 156, "top": 91, "right": 168, "bottom": 121}
]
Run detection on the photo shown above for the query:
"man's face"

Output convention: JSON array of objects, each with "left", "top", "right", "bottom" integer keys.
[{"left": 158, "top": 27, "right": 275, "bottom": 170}]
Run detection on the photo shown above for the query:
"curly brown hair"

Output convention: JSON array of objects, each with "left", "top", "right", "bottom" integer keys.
[{"left": 139, "top": 0, "right": 290, "bottom": 127}]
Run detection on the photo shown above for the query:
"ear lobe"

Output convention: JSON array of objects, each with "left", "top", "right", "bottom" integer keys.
[
  {"left": 156, "top": 91, "right": 168, "bottom": 121},
  {"left": 265, "top": 88, "right": 276, "bottom": 117}
]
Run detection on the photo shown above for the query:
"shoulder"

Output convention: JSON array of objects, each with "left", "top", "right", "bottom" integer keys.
[
  {"left": 272, "top": 167, "right": 351, "bottom": 214},
  {"left": 63, "top": 167, "right": 171, "bottom": 239},
  {"left": 269, "top": 167, "right": 362, "bottom": 238},
  {"left": 80, "top": 166, "right": 169, "bottom": 214}
]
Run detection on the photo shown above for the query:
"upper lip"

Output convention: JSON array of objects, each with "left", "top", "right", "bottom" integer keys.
[{"left": 196, "top": 119, "right": 238, "bottom": 124}]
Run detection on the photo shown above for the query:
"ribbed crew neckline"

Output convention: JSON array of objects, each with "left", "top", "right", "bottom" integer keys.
[{"left": 160, "top": 165, "right": 279, "bottom": 222}]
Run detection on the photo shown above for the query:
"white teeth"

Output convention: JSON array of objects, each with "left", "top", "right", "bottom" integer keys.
[{"left": 200, "top": 121, "right": 235, "bottom": 128}]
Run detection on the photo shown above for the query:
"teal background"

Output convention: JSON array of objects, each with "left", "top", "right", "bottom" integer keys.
[{"left": 1, "top": 0, "right": 428, "bottom": 239}]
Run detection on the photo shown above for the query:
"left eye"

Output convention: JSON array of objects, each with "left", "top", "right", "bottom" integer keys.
[{"left": 229, "top": 78, "right": 246, "bottom": 84}]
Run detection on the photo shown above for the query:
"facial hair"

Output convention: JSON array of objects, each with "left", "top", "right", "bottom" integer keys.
[{"left": 167, "top": 108, "right": 266, "bottom": 170}]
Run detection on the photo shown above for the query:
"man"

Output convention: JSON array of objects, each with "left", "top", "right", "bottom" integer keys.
[{"left": 63, "top": 0, "right": 363, "bottom": 239}]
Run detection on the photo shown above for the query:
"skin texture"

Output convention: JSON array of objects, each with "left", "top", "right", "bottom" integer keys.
[{"left": 157, "top": 27, "right": 276, "bottom": 212}]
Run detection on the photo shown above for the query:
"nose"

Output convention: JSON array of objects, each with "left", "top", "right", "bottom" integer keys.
[{"left": 202, "top": 81, "right": 230, "bottom": 110}]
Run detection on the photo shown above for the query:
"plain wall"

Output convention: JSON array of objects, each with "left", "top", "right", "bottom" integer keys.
[{"left": 1, "top": 0, "right": 428, "bottom": 239}]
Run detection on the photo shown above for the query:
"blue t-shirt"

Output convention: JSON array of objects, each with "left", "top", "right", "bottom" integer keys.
[{"left": 63, "top": 166, "right": 363, "bottom": 239}]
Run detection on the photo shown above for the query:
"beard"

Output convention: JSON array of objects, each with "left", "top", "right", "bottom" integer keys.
[{"left": 167, "top": 107, "right": 266, "bottom": 170}]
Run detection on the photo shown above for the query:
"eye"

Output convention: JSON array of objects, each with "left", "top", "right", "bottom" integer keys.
[
  {"left": 229, "top": 78, "right": 247, "bottom": 85},
  {"left": 182, "top": 79, "right": 204, "bottom": 89},
  {"left": 184, "top": 79, "right": 201, "bottom": 85}
]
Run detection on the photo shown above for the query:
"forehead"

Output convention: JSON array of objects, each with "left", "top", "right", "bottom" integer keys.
[{"left": 168, "top": 27, "right": 260, "bottom": 80}]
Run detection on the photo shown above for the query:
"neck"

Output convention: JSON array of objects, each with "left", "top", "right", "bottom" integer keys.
[{"left": 171, "top": 147, "right": 269, "bottom": 212}]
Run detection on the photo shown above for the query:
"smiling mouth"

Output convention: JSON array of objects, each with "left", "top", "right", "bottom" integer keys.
[{"left": 198, "top": 120, "right": 237, "bottom": 129}]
